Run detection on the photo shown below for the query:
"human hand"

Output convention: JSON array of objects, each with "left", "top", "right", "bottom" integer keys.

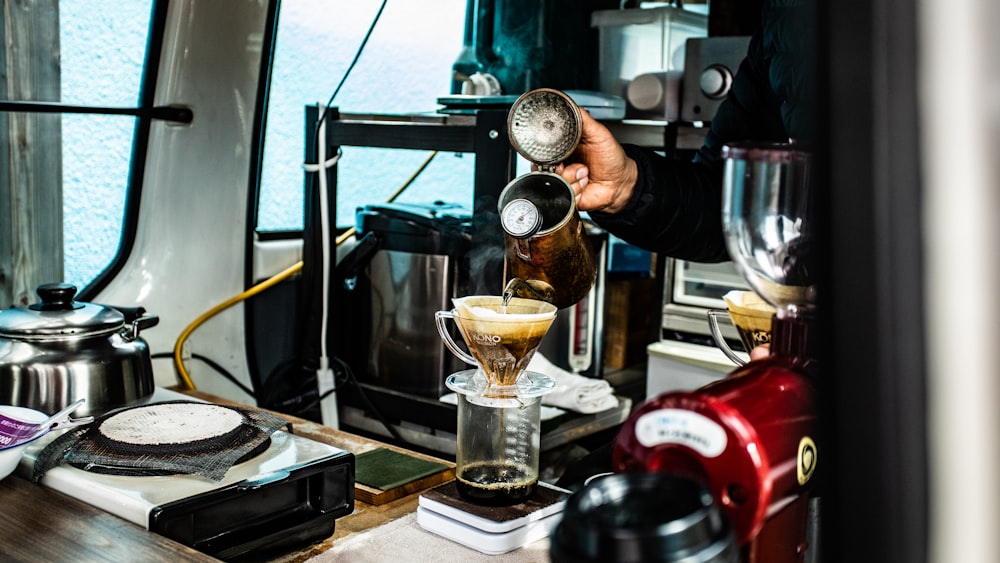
[
  {"left": 749, "top": 344, "right": 771, "bottom": 361},
  {"left": 551, "top": 108, "right": 639, "bottom": 214}
]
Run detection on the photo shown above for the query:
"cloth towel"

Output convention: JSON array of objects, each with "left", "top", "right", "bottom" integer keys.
[{"left": 530, "top": 353, "right": 619, "bottom": 414}]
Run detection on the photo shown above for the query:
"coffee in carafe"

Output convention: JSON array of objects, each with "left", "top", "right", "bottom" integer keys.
[{"left": 452, "top": 388, "right": 545, "bottom": 504}]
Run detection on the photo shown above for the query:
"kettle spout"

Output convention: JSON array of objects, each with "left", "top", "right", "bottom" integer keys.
[{"left": 502, "top": 278, "right": 556, "bottom": 305}]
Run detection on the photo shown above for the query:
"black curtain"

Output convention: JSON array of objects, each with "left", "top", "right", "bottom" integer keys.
[{"left": 818, "top": 1, "right": 928, "bottom": 562}]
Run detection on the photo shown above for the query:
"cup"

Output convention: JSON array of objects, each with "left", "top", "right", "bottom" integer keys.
[
  {"left": 435, "top": 295, "right": 558, "bottom": 387},
  {"left": 707, "top": 290, "right": 775, "bottom": 366}
]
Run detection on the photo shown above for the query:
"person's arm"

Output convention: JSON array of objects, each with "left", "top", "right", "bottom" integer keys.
[
  {"left": 552, "top": 108, "right": 727, "bottom": 261},
  {"left": 588, "top": 144, "right": 728, "bottom": 262},
  {"left": 556, "top": 30, "right": 790, "bottom": 263}
]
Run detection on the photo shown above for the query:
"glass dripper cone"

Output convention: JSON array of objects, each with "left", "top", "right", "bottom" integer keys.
[
  {"left": 452, "top": 296, "right": 557, "bottom": 387},
  {"left": 436, "top": 295, "right": 557, "bottom": 388}
]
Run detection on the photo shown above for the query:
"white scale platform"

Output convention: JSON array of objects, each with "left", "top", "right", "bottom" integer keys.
[{"left": 417, "top": 480, "right": 569, "bottom": 555}]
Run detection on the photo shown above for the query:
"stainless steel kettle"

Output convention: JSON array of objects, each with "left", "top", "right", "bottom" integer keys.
[
  {"left": 499, "top": 88, "right": 597, "bottom": 309},
  {"left": 0, "top": 283, "right": 158, "bottom": 416}
]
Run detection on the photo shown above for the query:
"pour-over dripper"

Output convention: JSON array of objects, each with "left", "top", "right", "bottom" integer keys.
[
  {"left": 707, "top": 290, "right": 777, "bottom": 366},
  {"left": 435, "top": 295, "right": 559, "bottom": 505},
  {"left": 722, "top": 142, "right": 815, "bottom": 318},
  {"left": 435, "top": 295, "right": 558, "bottom": 387}
]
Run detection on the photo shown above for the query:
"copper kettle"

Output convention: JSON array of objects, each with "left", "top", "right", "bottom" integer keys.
[{"left": 499, "top": 88, "right": 596, "bottom": 309}]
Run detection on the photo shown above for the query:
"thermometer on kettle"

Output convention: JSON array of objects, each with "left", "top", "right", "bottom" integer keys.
[{"left": 500, "top": 198, "right": 542, "bottom": 238}]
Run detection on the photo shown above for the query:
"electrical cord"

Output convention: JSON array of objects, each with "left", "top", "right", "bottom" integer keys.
[
  {"left": 266, "top": 355, "right": 405, "bottom": 446},
  {"left": 153, "top": 352, "right": 255, "bottom": 397},
  {"left": 171, "top": 1, "right": 437, "bottom": 427},
  {"left": 316, "top": 0, "right": 388, "bottom": 130},
  {"left": 311, "top": 111, "right": 339, "bottom": 425},
  {"left": 172, "top": 260, "right": 305, "bottom": 390},
  {"left": 173, "top": 0, "right": 388, "bottom": 392},
  {"left": 171, "top": 148, "right": 437, "bottom": 391},
  {"left": 303, "top": 0, "right": 386, "bottom": 428},
  {"left": 331, "top": 356, "right": 405, "bottom": 443}
]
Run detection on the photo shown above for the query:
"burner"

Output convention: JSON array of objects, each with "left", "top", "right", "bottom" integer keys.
[
  {"left": 19, "top": 388, "right": 356, "bottom": 561},
  {"left": 97, "top": 402, "right": 250, "bottom": 451},
  {"left": 33, "top": 400, "right": 291, "bottom": 481}
]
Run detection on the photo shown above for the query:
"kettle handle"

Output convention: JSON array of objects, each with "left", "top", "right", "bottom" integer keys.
[
  {"left": 122, "top": 314, "right": 160, "bottom": 342},
  {"left": 514, "top": 238, "right": 532, "bottom": 261}
]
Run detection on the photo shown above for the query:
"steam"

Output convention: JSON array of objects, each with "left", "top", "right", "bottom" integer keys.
[{"left": 467, "top": 195, "right": 506, "bottom": 296}]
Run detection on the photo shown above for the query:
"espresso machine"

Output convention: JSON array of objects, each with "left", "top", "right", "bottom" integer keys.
[{"left": 612, "top": 143, "right": 819, "bottom": 563}]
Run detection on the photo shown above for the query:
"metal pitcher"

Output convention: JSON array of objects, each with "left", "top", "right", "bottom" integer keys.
[{"left": 499, "top": 88, "right": 597, "bottom": 309}]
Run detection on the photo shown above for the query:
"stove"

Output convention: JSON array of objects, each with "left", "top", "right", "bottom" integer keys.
[{"left": 16, "top": 388, "right": 355, "bottom": 560}]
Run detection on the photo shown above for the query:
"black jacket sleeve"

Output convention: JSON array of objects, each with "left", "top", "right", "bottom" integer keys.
[{"left": 588, "top": 144, "right": 728, "bottom": 262}]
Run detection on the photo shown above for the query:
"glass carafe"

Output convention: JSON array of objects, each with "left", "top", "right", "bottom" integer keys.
[{"left": 446, "top": 369, "right": 554, "bottom": 505}]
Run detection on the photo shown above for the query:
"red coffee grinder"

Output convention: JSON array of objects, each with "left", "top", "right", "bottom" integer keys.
[{"left": 613, "top": 143, "right": 819, "bottom": 563}]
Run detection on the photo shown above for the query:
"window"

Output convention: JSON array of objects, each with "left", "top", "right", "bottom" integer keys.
[
  {"left": 258, "top": 0, "right": 472, "bottom": 232},
  {"left": 0, "top": 2, "right": 153, "bottom": 292},
  {"left": 3, "top": 0, "right": 470, "bottom": 295}
]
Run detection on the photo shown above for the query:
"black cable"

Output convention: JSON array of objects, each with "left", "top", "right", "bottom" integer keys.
[
  {"left": 316, "top": 0, "right": 388, "bottom": 129},
  {"left": 331, "top": 356, "right": 406, "bottom": 444},
  {"left": 150, "top": 352, "right": 256, "bottom": 398}
]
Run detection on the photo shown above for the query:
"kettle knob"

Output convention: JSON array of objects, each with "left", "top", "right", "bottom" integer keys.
[{"left": 30, "top": 283, "right": 82, "bottom": 312}]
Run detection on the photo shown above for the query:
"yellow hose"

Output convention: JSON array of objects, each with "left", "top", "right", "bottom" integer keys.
[
  {"left": 172, "top": 150, "right": 437, "bottom": 390},
  {"left": 173, "top": 260, "right": 303, "bottom": 390}
]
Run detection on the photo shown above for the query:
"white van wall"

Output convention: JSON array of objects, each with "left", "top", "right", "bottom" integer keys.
[{"left": 91, "top": 0, "right": 272, "bottom": 404}]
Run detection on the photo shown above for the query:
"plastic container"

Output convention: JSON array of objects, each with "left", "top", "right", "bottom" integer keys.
[
  {"left": 591, "top": 6, "right": 708, "bottom": 99},
  {"left": 0, "top": 405, "right": 50, "bottom": 481}
]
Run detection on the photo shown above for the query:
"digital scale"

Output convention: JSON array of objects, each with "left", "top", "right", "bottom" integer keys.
[{"left": 417, "top": 480, "right": 569, "bottom": 556}]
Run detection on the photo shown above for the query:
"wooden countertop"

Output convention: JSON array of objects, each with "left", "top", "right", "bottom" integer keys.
[
  {"left": 0, "top": 475, "right": 216, "bottom": 562},
  {"left": 0, "top": 390, "right": 456, "bottom": 563}
]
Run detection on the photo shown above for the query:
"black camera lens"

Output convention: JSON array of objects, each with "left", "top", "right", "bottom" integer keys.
[{"left": 550, "top": 472, "right": 738, "bottom": 563}]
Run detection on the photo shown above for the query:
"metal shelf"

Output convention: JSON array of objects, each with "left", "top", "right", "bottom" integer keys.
[{"left": 325, "top": 108, "right": 517, "bottom": 206}]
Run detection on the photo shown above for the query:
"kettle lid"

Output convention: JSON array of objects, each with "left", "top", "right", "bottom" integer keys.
[
  {"left": 0, "top": 283, "right": 125, "bottom": 340},
  {"left": 507, "top": 88, "right": 582, "bottom": 166}
]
